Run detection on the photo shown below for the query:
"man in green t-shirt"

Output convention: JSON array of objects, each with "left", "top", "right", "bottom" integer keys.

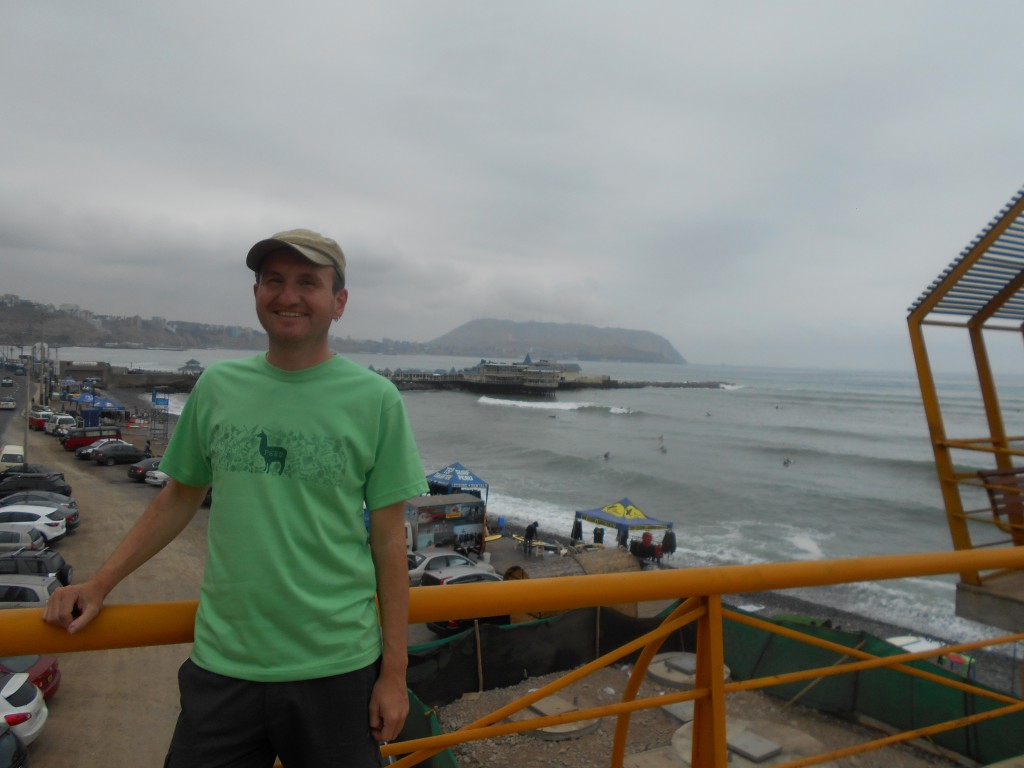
[{"left": 45, "top": 229, "right": 428, "bottom": 767}]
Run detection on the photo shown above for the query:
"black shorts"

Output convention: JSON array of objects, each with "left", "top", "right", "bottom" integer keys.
[{"left": 164, "top": 658, "right": 383, "bottom": 768}]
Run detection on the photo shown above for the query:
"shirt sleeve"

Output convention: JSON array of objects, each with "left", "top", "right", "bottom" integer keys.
[{"left": 364, "top": 387, "right": 428, "bottom": 511}]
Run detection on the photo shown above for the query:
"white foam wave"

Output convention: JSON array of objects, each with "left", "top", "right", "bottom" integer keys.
[
  {"left": 787, "top": 532, "right": 829, "bottom": 560},
  {"left": 477, "top": 396, "right": 633, "bottom": 414}
]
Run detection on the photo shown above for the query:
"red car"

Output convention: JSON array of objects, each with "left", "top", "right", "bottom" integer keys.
[{"left": 0, "top": 656, "right": 60, "bottom": 701}]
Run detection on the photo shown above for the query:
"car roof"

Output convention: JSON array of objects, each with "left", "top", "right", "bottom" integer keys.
[
  {"left": 0, "top": 505, "right": 59, "bottom": 516},
  {"left": 426, "top": 565, "right": 500, "bottom": 579},
  {"left": 0, "top": 491, "right": 72, "bottom": 501},
  {"left": 416, "top": 546, "right": 467, "bottom": 557},
  {"left": 0, "top": 548, "right": 59, "bottom": 560},
  {"left": 0, "top": 573, "right": 56, "bottom": 586}
]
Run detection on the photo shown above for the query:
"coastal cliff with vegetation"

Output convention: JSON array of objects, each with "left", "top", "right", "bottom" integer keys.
[{"left": 0, "top": 296, "right": 686, "bottom": 364}]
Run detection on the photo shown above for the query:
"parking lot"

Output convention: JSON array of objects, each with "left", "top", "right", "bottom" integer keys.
[
  {"left": 2, "top": 397, "right": 201, "bottom": 767},
  {"left": 0, "top": 391, "right": 446, "bottom": 766}
]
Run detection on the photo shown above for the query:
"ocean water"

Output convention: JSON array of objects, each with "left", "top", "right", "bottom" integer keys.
[{"left": 57, "top": 347, "right": 1024, "bottom": 650}]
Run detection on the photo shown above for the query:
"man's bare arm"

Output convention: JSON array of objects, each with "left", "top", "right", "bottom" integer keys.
[
  {"left": 367, "top": 500, "right": 410, "bottom": 743},
  {"left": 43, "top": 479, "right": 208, "bottom": 634}
]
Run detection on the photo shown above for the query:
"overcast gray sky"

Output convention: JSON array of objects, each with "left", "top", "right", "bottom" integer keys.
[{"left": 3, "top": 2, "right": 1022, "bottom": 371}]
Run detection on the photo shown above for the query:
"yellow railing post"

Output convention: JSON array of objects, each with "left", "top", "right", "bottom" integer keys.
[{"left": 692, "top": 594, "right": 728, "bottom": 768}]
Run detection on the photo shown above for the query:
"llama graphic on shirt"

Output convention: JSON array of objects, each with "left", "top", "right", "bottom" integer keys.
[{"left": 257, "top": 431, "right": 287, "bottom": 474}]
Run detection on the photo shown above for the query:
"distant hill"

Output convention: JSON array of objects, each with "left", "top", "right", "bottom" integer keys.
[
  {"left": 427, "top": 319, "right": 686, "bottom": 364},
  {"left": 0, "top": 298, "right": 686, "bottom": 364}
]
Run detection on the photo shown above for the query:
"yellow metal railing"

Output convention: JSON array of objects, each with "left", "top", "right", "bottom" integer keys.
[{"left": 4, "top": 546, "right": 1024, "bottom": 767}]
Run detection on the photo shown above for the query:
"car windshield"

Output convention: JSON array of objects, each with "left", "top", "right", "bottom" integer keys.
[
  {"left": 1, "top": 674, "right": 35, "bottom": 706},
  {"left": 45, "top": 511, "right": 63, "bottom": 522},
  {"left": 408, "top": 553, "right": 426, "bottom": 568},
  {"left": 0, "top": 656, "right": 39, "bottom": 673}
]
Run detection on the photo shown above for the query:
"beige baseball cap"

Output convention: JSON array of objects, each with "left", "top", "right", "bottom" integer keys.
[{"left": 246, "top": 228, "right": 346, "bottom": 282}]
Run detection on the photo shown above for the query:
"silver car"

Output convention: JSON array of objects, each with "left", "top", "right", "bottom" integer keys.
[
  {"left": 407, "top": 547, "right": 496, "bottom": 586},
  {"left": 0, "top": 526, "right": 46, "bottom": 553}
]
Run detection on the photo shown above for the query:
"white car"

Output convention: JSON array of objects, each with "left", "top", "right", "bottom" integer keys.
[
  {"left": 407, "top": 547, "right": 496, "bottom": 586},
  {"left": 0, "top": 397, "right": 15, "bottom": 411},
  {"left": 145, "top": 469, "right": 170, "bottom": 487},
  {"left": 0, "top": 505, "right": 67, "bottom": 542},
  {"left": 0, "top": 670, "right": 48, "bottom": 745},
  {"left": 0, "top": 574, "right": 59, "bottom": 609}
]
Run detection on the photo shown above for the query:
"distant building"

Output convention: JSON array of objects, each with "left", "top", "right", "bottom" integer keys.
[{"left": 178, "top": 358, "right": 204, "bottom": 376}]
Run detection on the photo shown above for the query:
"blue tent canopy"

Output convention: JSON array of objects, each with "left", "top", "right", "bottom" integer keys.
[
  {"left": 574, "top": 497, "right": 673, "bottom": 533},
  {"left": 90, "top": 397, "right": 125, "bottom": 410},
  {"left": 426, "top": 462, "right": 489, "bottom": 503}
]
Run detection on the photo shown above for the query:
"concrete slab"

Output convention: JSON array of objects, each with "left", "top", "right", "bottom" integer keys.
[
  {"left": 661, "top": 700, "right": 694, "bottom": 724},
  {"left": 670, "top": 720, "right": 837, "bottom": 767},
  {"left": 665, "top": 652, "right": 697, "bottom": 675},
  {"left": 511, "top": 693, "right": 602, "bottom": 741},
  {"left": 528, "top": 694, "right": 577, "bottom": 717},
  {"left": 646, "top": 652, "right": 730, "bottom": 689},
  {"left": 623, "top": 745, "right": 686, "bottom": 768},
  {"left": 728, "top": 730, "right": 782, "bottom": 763}
]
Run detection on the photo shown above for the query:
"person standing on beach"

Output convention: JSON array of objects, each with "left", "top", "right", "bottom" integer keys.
[
  {"left": 524, "top": 520, "right": 539, "bottom": 555},
  {"left": 44, "top": 228, "right": 428, "bottom": 768}
]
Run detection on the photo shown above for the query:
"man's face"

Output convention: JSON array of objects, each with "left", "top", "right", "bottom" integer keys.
[{"left": 253, "top": 250, "right": 347, "bottom": 349}]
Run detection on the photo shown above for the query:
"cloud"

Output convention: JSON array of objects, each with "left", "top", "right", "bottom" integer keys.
[{"left": 3, "top": 1, "right": 1024, "bottom": 370}]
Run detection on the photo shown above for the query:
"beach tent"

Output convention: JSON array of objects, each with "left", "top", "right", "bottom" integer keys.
[
  {"left": 426, "top": 462, "right": 489, "bottom": 503},
  {"left": 574, "top": 498, "right": 674, "bottom": 534},
  {"left": 91, "top": 398, "right": 125, "bottom": 410}
]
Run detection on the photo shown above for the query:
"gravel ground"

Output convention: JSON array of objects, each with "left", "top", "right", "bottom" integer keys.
[{"left": 434, "top": 665, "right": 968, "bottom": 768}]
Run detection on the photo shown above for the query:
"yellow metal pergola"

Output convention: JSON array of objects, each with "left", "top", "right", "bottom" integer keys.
[{"left": 908, "top": 184, "right": 1024, "bottom": 631}]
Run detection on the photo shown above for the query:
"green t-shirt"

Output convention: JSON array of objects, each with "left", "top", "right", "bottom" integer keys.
[{"left": 160, "top": 353, "right": 427, "bottom": 682}]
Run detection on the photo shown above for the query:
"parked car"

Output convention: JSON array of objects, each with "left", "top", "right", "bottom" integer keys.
[
  {"left": 127, "top": 457, "right": 161, "bottom": 482},
  {"left": 0, "top": 398, "right": 14, "bottom": 412},
  {"left": 0, "top": 492, "right": 78, "bottom": 531},
  {"left": 0, "top": 465, "right": 63, "bottom": 482},
  {"left": 0, "top": 721, "right": 28, "bottom": 768},
  {"left": 0, "top": 574, "right": 58, "bottom": 610},
  {"left": 0, "top": 449, "right": 23, "bottom": 474},
  {"left": 0, "top": 549, "right": 72, "bottom": 586},
  {"left": 43, "top": 413, "right": 76, "bottom": 436},
  {"left": 0, "top": 507, "right": 66, "bottom": 543},
  {"left": 0, "top": 529, "right": 45, "bottom": 554},
  {"left": 421, "top": 569, "right": 508, "bottom": 636},
  {"left": 0, "top": 671, "right": 48, "bottom": 745},
  {"left": 145, "top": 469, "right": 170, "bottom": 487},
  {"left": 75, "top": 438, "right": 129, "bottom": 460},
  {"left": 407, "top": 547, "right": 496, "bottom": 586},
  {"left": 0, "top": 475, "right": 72, "bottom": 500},
  {"left": 94, "top": 443, "right": 146, "bottom": 466},
  {"left": 0, "top": 656, "right": 60, "bottom": 701}
]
